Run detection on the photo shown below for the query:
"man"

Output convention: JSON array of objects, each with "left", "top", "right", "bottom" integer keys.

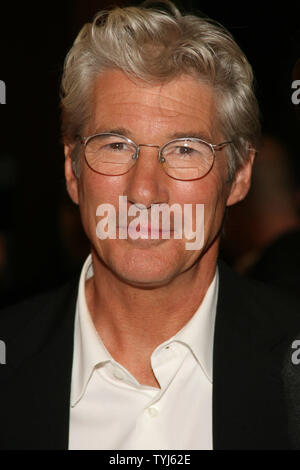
[{"left": 1, "top": 1, "right": 300, "bottom": 450}]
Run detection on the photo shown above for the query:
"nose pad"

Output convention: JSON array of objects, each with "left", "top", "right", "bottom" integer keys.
[
  {"left": 132, "top": 147, "right": 140, "bottom": 161},
  {"left": 129, "top": 144, "right": 167, "bottom": 180}
]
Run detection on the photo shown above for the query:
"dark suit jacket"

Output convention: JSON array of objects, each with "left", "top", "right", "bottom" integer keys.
[{"left": 1, "top": 262, "right": 300, "bottom": 450}]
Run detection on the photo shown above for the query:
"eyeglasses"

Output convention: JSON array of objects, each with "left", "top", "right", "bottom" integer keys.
[{"left": 78, "top": 133, "right": 232, "bottom": 181}]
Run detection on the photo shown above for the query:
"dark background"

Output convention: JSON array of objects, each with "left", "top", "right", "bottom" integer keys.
[{"left": 0, "top": 0, "right": 299, "bottom": 307}]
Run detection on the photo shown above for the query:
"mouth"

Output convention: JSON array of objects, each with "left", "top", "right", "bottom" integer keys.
[{"left": 118, "top": 224, "right": 174, "bottom": 240}]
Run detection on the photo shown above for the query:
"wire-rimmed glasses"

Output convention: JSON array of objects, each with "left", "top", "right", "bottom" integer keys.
[{"left": 78, "top": 132, "right": 232, "bottom": 181}]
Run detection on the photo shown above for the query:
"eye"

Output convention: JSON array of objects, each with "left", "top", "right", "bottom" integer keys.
[
  {"left": 176, "top": 146, "right": 194, "bottom": 155},
  {"left": 108, "top": 142, "right": 127, "bottom": 151}
]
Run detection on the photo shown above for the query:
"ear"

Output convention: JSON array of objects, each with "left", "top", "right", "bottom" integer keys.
[
  {"left": 64, "top": 143, "right": 79, "bottom": 205},
  {"left": 226, "top": 148, "right": 256, "bottom": 207}
]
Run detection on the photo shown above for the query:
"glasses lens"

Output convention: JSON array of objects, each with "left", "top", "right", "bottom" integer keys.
[
  {"left": 85, "top": 134, "right": 137, "bottom": 175},
  {"left": 161, "top": 139, "right": 214, "bottom": 180}
]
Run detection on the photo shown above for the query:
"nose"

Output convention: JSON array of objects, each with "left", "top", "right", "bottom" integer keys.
[{"left": 123, "top": 145, "right": 169, "bottom": 209}]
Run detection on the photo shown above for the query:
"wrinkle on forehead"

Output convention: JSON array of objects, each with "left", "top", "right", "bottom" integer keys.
[
  {"left": 89, "top": 70, "right": 217, "bottom": 141},
  {"left": 95, "top": 71, "right": 213, "bottom": 108}
]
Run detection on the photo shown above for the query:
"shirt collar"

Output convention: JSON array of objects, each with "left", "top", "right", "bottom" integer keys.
[
  {"left": 169, "top": 270, "right": 218, "bottom": 382},
  {"left": 71, "top": 254, "right": 111, "bottom": 407},
  {"left": 71, "top": 254, "right": 218, "bottom": 406}
]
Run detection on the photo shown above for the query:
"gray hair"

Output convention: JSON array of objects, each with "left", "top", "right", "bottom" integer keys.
[{"left": 60, "top": 1, "right": 261, "bottom": 179}]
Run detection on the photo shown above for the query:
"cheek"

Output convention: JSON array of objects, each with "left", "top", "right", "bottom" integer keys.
[
  {"left": 77, "top": 174, "right": 104, "bottom": 239},
  {"left": 78, "top": 170, "right": 124, "bottom": 208},
  {"left": 172, "top": 174, "right": 225, "bottom": 212},
  {"left": 203, "top": 182, "right": 229, "bottom": 240},
  {"left": 77, "top": 172, "right": 130, "bottom": 241},
  {"left": 176, "top": 175, "right": 228, "bottom": 238}
]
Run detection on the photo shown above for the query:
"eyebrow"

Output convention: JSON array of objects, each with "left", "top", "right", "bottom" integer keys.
[
  {"left": 168, "top": 131, "right": 213, "bottom": 143},
  {"left": 91, "top": 127, "right": 213, "bottom": 143}
]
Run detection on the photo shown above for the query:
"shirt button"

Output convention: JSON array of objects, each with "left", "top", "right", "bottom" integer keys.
[
  {"left": 113, "top": 368, "right": 124, "bottom": 380},
  {"left": 148, "top": 407, "right": 159, "bottom": 417}
]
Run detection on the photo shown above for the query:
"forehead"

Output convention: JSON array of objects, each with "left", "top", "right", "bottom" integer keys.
[{"left": 88, "top": 69, "right": 217, "bottom": 141}]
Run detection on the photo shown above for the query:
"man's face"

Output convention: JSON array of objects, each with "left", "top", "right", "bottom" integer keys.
[{"left": 65, "top": 69, "right": 253, "bottom": 287}]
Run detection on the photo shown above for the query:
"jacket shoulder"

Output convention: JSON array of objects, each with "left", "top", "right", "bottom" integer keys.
[
  {"left": 0, "top": 278, "right": 79, "bottom": 341},
  {"left": 217, "top": 260, "right": 300, "bottom": 340},
  {"left": 219, "top": 259, "right": 300, "bottom": 307}
]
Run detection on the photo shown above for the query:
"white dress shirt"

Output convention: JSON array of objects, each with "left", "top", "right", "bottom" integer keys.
[{"left": 68, "top": 254, "right": 218, "bottom": 450}]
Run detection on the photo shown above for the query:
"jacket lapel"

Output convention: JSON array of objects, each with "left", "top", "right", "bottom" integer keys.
[
  {"left": 213, "top": 262, "right": 294, "bottom": 449},
  {"left": 0, "top": 279, "right": 78, "bottom": 449}
]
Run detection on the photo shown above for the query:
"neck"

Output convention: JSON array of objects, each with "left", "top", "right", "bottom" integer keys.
[{"left": 85, "top": 243, "right": 218, "bottom": 355}]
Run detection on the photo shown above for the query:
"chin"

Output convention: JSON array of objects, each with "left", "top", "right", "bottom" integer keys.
[
  {"left": 112, "top": 268, "right": 178, "bottom": 289},
  {"left": 104, "top": 241, "right": 184, "bottom": 286}
]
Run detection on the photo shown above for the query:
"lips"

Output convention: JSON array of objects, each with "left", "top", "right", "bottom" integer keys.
[{"left": 118, "top": 224, "right": 173, "bottom": 239}]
